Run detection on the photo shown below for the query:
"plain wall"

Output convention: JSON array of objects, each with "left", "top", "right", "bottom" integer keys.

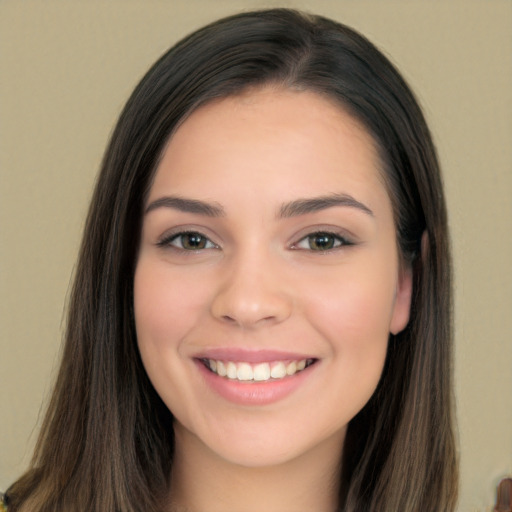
[{"left": 1, "top": 1, "right": 511, "bottom": 511}]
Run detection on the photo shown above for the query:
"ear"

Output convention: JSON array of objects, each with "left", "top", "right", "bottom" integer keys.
[
  {"left": 389, "top": 262, "right": 413, "bottom": 335},
  {"left": 390, "top": 231, "right": 426, "bottom": 335}
]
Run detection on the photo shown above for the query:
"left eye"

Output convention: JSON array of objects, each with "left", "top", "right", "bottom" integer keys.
[
  {"left": 294, "top": 232, "right": 349, "bottom": 251},
  {"left": 162, "top": 231, "right": 217, "bottom": 251}
]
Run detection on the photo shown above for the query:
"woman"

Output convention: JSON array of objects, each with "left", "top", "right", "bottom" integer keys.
[{"left": 4, "top": 8, "right": 458, "bottom": 512}]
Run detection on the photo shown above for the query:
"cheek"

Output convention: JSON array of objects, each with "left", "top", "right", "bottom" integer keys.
[
  {"left": 133, "top": 262, "right": 212, "bottom": 420},
  {"left": 132, "top": 262, "right": 210, "bottom": 409},
  {"left": 310, "top": 267, "right": 395, "bottom": 332},
  {"left": 133, "top": 266, "right": 176, "bottom": 385},
  {"left": 303, "top": 267, "right": 395, "bottom": 383},
  {"left": 133, "top": 263, "right": 207, "bottom": 350}
]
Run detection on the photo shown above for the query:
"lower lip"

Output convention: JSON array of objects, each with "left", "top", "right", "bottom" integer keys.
[{"left": 195, "top": 360, "right": 316, "bottom": 406}]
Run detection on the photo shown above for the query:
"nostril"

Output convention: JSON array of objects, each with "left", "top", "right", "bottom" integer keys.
[{"left": 210, "top": 283, "right": 293, "bottom": 327}]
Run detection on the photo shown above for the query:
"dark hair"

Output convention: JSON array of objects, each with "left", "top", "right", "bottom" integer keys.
[{"left": 7, "top": 8, "right": 457, "bottom": 511}]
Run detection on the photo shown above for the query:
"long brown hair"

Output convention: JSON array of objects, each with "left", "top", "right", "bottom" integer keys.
[{"left": 7, "top": 9, "right": 457, "bottom": 511}]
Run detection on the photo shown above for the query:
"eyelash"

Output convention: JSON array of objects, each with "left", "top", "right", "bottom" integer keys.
[
  {"left": 292, "top": 231, "right": 354, "bottom": 252},
  {"left": 157, "top": 231, "right": 218, "bottom": 251},
  {"left": 157, "top": 230, "right": 353, "bottom": 253}
]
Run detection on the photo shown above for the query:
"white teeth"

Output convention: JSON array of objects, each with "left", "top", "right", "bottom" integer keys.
[
  {"left": 286, "top": 361, "right": 297, "bottom": 375},
  {"left": 226, "top": 361, "right": 237, "bottom": 379},
  {"left": 204, "top": 358, "right": 312, "bottom": 382},
  {"left": 236, "top": 363, "right": 253, "bottom": 381},
  {"left": 270, "top": 362, "right": 287, "bottom": 379},
  {"left": 216, "top": 360, "right": 227, "bottom": 377},
  {"left": 253, "top": 363, "right": 271, "bottom": 381}
]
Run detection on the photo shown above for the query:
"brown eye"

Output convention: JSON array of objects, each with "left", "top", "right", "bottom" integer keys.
[
  {"left": 294, "top": 231, "right": 351, "bottom": 251},
  {"left": 161, "top": 231, "right": 216, "bottom": 251},
  {"left": 181, "top": 233, "right": 208, "bottom": 250},
  {"left": 308, "top": 233, "right": 337, "bottom": 250}
]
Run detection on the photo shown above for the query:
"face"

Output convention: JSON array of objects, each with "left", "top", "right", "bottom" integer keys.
[{"left": 134, "top": 88, "right": 412, "bottom": 468}]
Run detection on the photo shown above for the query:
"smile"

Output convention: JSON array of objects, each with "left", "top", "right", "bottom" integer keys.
[{"left": 201, "top": 358, "right": 316, "bottom": 382}]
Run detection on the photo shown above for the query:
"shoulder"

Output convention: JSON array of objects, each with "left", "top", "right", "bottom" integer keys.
[{"left": 0, "top": 492, "right": 7, "bottom": 511}]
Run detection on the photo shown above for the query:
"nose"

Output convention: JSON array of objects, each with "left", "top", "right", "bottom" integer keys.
[{"left": 210, "top": 251, "right": 293, "bottom": 329}]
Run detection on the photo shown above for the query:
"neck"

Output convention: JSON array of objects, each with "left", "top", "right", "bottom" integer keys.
[{"left": 167, "top": 424, "right": 344, "bottom": 512}]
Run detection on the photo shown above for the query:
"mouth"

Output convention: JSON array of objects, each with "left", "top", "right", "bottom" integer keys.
[
  {"left": 193, "top": 350, "right": 319, "bottom": 405},
  {"left": 199, "top": 357, "right": 317, "bottom": 382}
]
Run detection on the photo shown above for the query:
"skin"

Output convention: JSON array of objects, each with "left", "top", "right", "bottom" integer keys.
[{"left": 134, "top": 87, "right": 413, "bottom": 512}]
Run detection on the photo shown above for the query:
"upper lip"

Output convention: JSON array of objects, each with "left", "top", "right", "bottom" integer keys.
[{"left": 193, "top": 348, "right": 316, "bottom": 364}]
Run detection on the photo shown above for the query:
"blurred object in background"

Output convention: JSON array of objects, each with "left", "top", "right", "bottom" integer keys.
[{"left": 495, "top": 478, "right": 512, "bottom": 512}]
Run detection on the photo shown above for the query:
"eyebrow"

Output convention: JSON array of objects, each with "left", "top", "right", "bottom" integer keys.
[
  {"left": 278, "top": 193, "right": 374, "bottom": 218},
  {"left": 145, "top": 192, "right": 374, "bottom": 218},
  {"left": 145, "top": 196, "right": 225, "bottom": 217}
]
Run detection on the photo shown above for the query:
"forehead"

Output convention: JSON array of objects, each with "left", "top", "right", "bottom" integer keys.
[{"left": 149, "top": 88, "right": 389, "bottom": 213}]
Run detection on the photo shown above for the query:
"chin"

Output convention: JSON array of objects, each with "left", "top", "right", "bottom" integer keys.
[{"left": 176, "top": 413, "right": 347, "bottom": 471}]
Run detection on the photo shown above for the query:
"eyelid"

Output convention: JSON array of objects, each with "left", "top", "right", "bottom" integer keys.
[
  {"left": 156, "top": 228, "right": 219, "bottom": 251},
  {"left": 290, "top": 229, "right": 356, "bottom": 251}
]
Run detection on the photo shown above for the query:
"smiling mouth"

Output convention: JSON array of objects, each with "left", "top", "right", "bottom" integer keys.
[{"left": 199, "top": 358, "right": 317, "bottom": 382}]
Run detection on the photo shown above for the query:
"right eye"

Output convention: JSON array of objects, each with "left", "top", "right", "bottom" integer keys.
[{"left": 158, "top": 231, "right": 217, "bottom": 251}]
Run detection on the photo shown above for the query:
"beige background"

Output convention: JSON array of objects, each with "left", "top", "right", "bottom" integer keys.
[{"left": 1, "top": 1, "right": 511, "bottom": 511}]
